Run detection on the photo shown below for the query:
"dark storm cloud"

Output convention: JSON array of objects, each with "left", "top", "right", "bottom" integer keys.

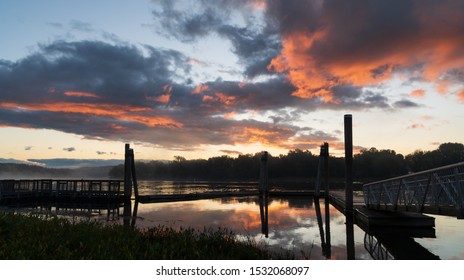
[
  {"left": 151, "top": 0, "right": 225, "bottom": 42},
  {"left": 151, "top": 0, "right": 281, "bottom": 78},
  {"left": 0, "top": 40, "right": 191, "bottom": 106},
  {"left": 394, "top": 99, "right": 420, "bottom": 108},
  {"left": 217, "top": 25, "right": 282, "bottom": 78}
]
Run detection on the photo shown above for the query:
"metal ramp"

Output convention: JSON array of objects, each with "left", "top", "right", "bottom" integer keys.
[{"left": 363, "top": 162, "right": 464, "bottom": 218}]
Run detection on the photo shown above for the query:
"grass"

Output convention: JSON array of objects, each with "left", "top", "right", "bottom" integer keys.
[{"left": 0, "top": 212, "right": 277, "bottom": 260}]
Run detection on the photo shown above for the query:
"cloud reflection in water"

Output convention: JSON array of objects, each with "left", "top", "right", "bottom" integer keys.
[{"left": 132, "top": 197, "right": 368, "bottom": 259}]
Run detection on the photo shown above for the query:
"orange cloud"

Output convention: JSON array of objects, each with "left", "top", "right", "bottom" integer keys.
[
  {"left": 152, "top": 94, "right": 170, "bottom": 104},
  {"left": 201, "top": 92, "right": 238, "bottom": 108},
  {"left": 193, "top": 84, "right": 210, "bottom": 94},
  {"left": 223, "top": 111, "right": 236, "bottom": 119},
  {"left": 456, "top": 89, "right": 464, "bottom": 103},
  {"left": 231, "top": 126, "right": 294, "bottom": 148},
  {"left": 410, "top": 89, "right": 426, "bottom": 98},
  {"left": 268, "top": 6, "right": 464, "bottom": 101},
  {"left": 268, "top": 31, "right": 336, "bottom": 102},
  {"left": 0, "top": 102, "right": 182, "bottom": 128},
  {"left": 248, "top": 0, "right": 265, "bottom": 10},
  {"left": 150, "top": 85, "right": 172, "bottom": 104},
  {"left": 64, "top": 91, "right": 99, "bottom": 98},
  {"left": 268, "top": 30, "right": 411, "bottom": 103}
]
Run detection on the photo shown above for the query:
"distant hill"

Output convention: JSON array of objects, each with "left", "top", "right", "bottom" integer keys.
[{"left": 0, "top": 163, "right": 115, "bottom": 180}]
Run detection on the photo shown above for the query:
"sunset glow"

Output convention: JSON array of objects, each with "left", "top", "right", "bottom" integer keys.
[{"left": 0, "top": 0, "right": 463, "bottom": 166}]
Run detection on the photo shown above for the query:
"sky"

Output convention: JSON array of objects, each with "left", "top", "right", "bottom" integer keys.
[{"left": 1, "top": 0, "right": 464, "bottom": 167}]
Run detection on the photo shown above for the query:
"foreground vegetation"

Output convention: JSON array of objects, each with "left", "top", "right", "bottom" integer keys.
[{"left": 0, "top": 212, "right": 273, "bottom": 260}]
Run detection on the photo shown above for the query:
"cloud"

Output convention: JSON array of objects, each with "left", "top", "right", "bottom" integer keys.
[
  {"left": 0, "top": 158, "right": 44, "bottom": 166},
  {"left": 410, "top": 89, "right": 426, "bottom": 98},
  {"left": 394, "top": 99, "right": 421, "bottom": 109},
  {"left": 407, "top": 123, "right": 425, "bottom": 130},
  {"left": 0, "top": 36, "right": 421, "bottom": 154},
  {"left": 456, "top": 89, "right": 464, "bottom": 103},
  {"left": 0, "top": 40, "right": 335, "bottom": 152},
  {"left": 25, "top": 146, "right": 33, "bottom": 151},
  {"left": 27, "top": 158, "right": 123, "bottom": 169},
  {"left": 63, "top": 147, "right": 76, "bottom": 152},
  {"left": 151, "top": 0, "right": 281, "bottom": 78},
  {"left": 265, "top": 0, "right": 464, "bottom": 102},
  {"left": 69, "top": 20, "right": 95, "bottom": 33},
  {"left": 5, "top": 1, "right": 462, "bottom": 155},
  {"left": 220, "top": 150, "right": 243, "bottom": 156}
]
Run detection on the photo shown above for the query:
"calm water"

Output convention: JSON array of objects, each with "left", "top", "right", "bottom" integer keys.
[{"left": 3, "top": 181, "right": 464, "bottom": 260}]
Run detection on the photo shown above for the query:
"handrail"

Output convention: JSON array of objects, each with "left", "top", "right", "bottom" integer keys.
[
  {"left": 363, "top": 162, "right": 464, "bottom": 218},
  {"left": 364, "top": 162, "right": 464, "bottom": 186}
]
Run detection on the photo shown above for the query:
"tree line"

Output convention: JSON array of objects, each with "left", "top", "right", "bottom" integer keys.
[{"left": 108, "top": 142, "right": 464, "bottom": 183}]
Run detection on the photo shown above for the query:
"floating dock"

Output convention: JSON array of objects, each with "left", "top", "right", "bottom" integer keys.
[
  {"left": 0, "top": 179, "right": 125, "bottom": 204},
  {"left": 355, "top": 207, "right": 435, "bottom": 228},
  {"left": 137, "top": 190, "right": 317, "bottom": 203},
  {"left": 329, "top": 190, "right": 435, "bottom": 228}
]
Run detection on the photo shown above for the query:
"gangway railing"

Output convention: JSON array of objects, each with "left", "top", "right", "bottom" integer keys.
[{"left": 363, "top": 162, "right": 464, "bottom": 218}]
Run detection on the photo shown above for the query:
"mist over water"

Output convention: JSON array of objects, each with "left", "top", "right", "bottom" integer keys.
[{"left": 0, "top": 164, "right": 116, "bottom": 180}]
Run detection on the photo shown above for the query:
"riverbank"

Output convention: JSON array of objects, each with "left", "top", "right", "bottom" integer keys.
[{"left": 0, "top": 212, "right": 278, "bottom": 260}]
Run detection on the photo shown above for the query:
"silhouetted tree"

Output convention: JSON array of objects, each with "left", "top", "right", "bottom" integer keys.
[
  {"left": 106, "top": 143, "right": 463, "bottom": 182},
  {"left": 354, "top": 148, "right": 407, "bottom": 180},
  {"left": 406, "top": 142, "right": 464, "bottom": 172}
]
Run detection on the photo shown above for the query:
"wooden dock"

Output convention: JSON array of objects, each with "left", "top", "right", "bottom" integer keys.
[
  {"left": 0, "top": 177, "right": 437, "bottom": 230},
  {"left": 0, "top": 179, "right": 125, "bottom": 204},
  {"left": 137, "top": 191, "right": 259, "bottom": 203},
  {"left": 355, "top": 207, "right": 435, "bottom": 228},
  {"left": 328, "top": 190, "right": 365, "bottom": 214},
  {"left": 328, "top": 190, "right": 435, "bottom": 228},
  {"left": 137, "top": 190, "right": 317, "bottom": 203}
]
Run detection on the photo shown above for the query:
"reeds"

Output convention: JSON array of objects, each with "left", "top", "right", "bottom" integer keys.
[{"left": 0, "top": 212, "right": 273, "bottom": 260}]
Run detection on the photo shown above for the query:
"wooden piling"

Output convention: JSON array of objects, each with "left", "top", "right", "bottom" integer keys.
[
  {"left": 323, "top": 142, "right": 329, "bottom": 196},
  {"left": 346, "top": 214, "right": 355, "bottom": 260},
  {"left": 124, "top": 144, "right": 132, "bottom": 199},
  {"left": 259, "top": 151, "right": 269, "bottom": 195},
  {"left": 324, "top": 198, "right": 332, "bottom": 259},
  {"left": 344, "top": 115, "right": 354, "bottom": 215},
  {"left": 129, "top": 148, "right": 139, "bottom": 198},
  {"left": 315, "top": 145, "right": 323, "bottom": 197}
]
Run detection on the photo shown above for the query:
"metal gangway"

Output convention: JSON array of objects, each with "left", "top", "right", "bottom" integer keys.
[{"left": 363, "top": 162, "right": 464, "bottom": 218}]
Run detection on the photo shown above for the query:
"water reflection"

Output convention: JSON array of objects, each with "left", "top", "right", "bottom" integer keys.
[
  {"left": 346, "top": 214, "right": 355, "bottom": 260},
  {"left": 2, "top": 183, "right": 464, "bottom": 259},
  {"left": 126, "top": 196, "right": 367, "bottom": 259},
  {"left": 259, "top": 193, "right": 269, "bottom": 238},
  {"left": 0, "top": 201, "right": 122, "bottom": 222},
  {"left": 356, "top": 214, "right": 439, "bottom": 260},
  {"left": 314, "top": 197, "right": 331, "bottom": 259},
  {"left": 363, "top": 233, "right": 439, "bottom": 260}
]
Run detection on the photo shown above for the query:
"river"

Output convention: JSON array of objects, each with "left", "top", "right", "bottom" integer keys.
[{"left": 2, "top": 181, "right": 464, "bottom": 259}]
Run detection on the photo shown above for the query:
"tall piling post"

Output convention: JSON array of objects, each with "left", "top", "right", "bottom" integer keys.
[
  {"left": 315, "top": 145, "right": 323, "bottom": 197},
  {"left": 129, "top": 148, "right": 139, "bottom": 199},
  {"left": 259, "top": 151, "right": 269, "bottom": 238},
  {"left": 323, "top": 142, "right": 329, "bottom": 197},
  {"left": 259, "top": 151, "right": 269, "bottom": 195},
  {"left": 344, "top": 115, "right": 354, "bottom": 216},
  {"left": 124, "top": 144, "right": 132, "bottom": 200}
]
